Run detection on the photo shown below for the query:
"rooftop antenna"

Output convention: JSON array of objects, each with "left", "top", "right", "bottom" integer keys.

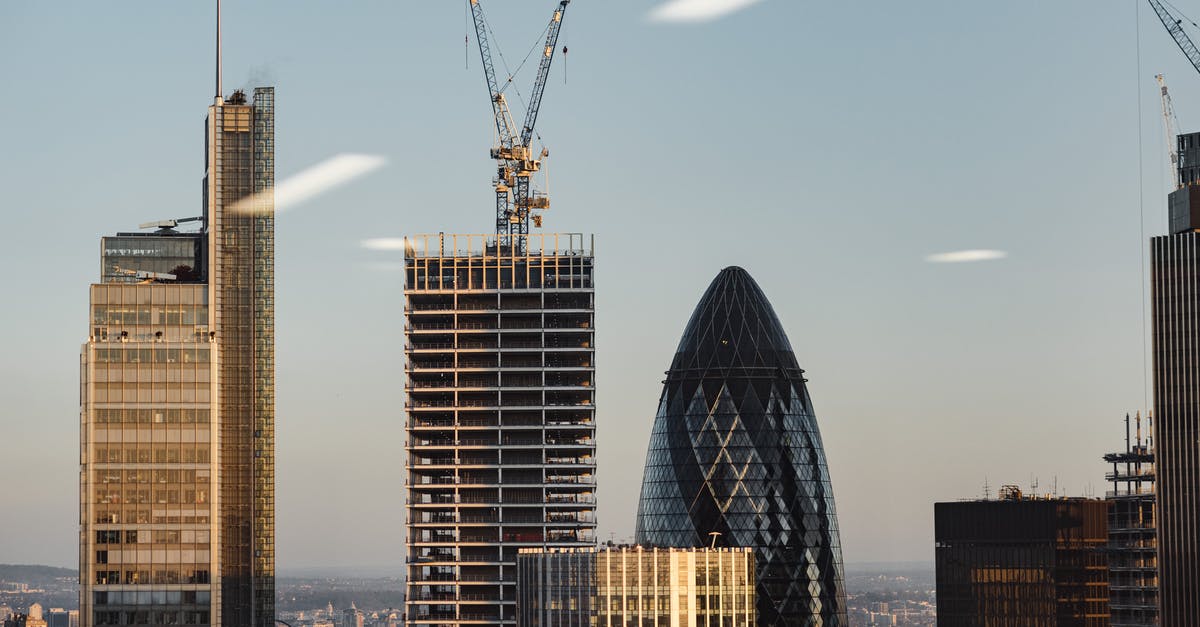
[
  {"left": 983, "top": 477, "right": 991, "bottom": 500},
  {"left": 708, "top": 532, "right": 721, "bottom": 549},
  {"left": 215, "top": 0, "right": 222, "bottom": 102}
]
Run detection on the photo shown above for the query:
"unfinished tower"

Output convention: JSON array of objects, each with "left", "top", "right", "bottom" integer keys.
[
  {"left": 403, "top": 233, "right": 596, "bottom": 626},
  {"left": 1103, "top": 413, "right": 1157, "bottom": 626}
]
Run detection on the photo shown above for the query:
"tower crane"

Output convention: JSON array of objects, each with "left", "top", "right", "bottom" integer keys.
[
  {"left": 1147, "top": 0, "right": 1200, "bottom": 77},
  {"left": 469, "top": 0, "right": 570, "bottom": 247},
  {"left": 1157, "top": 74, "right": 1183, "bottom": 190}
]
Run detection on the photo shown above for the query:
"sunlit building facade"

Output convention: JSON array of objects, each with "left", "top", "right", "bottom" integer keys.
[
  {"left": 79, "top": 87, "right": 275, "bottom": 627},
  {"left": 634, "top": 266, "right": 848, "bottom": 625},
  {"left": 516, "top": 546, "right": 755, "bottom": 627},
  {"left": 403, "top": 233, "right": 596, "bottom": 626},
  {"left": 934, "top": 491, "right": 1110, "bottom": 625}
]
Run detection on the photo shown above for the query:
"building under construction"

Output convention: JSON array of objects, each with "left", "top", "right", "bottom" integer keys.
[
  {"left": 1103, "top": 413, "right": 1157, "bottom": 626},
  {"left": 402, "top": 3, "right": 595, "bottom": 625},
  {"left": 402, "top": 234, "right": 596, "bottom": 625}
]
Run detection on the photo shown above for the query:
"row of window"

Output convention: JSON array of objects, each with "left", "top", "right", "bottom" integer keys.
[
  {"left": 92, "top": 347, "right": 212, "bottom": 364},
  {"left": 96, "top": 549, "right": 211, "bottom": 565},
  {"left": 95, "top": 469, "right": 210, "bottom": 485},
  {"left": 93, "top": 589, "right": 210, "bottom": 605},
  {"left": 93, "top": 306, "right": 209, "bottom": 327},
  {"left": 92, "top": 610, "right": 209, "bottom": 625},
  {"left": 91, "top": 445, "right": 210, "bottom": 464},
  {"left": 91, "top": 409, "right": 211, "bottom": 425},
  {"left": 97, "top": 529, "right": 211, "bottom": 545},
  {"left": 93, "top": 510, "right": 210, "bottom": 525},
  {"left": 94, "top": 569, "right": 209, "bottom": 585},
  {"left": 91, "top": 386, "right": 211, "bottom": 404},
  {"left": 94, "top": 487, "right": 209, "bottom": 506}
]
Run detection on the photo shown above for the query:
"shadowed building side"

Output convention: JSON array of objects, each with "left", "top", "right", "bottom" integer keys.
[{"left": 635, "top": 266, "right": 847, "bottom": 626}]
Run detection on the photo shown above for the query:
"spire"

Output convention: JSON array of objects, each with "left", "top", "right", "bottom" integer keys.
[{"left": 215, "top": 0, "right": 222, "bottom": 102}]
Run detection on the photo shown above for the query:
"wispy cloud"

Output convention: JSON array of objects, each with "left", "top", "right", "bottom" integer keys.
[
  {"left": 361, "top": 238, "right": 407, "bottom": 251},
  {"left": 232, "top": 153, "right": 386, "bottom": 214},
  {"left": 648, "top": 0, "right": 765, "bottom": 23},
  {"left": 925, "top": 249, "right": 1008, "bottom": 264}
]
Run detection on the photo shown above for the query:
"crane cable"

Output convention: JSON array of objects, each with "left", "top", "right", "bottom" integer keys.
[
  {"left": 1137, "top": 0, "right": 1150, "bottom": 414},
  {"left": 1162, "top": 0, "right": 1200, "bottom": 28}
]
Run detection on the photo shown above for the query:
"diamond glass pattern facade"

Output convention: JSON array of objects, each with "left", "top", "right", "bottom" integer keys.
[{"left": 634, "top": 266, "right": 847, "bottom": 626}]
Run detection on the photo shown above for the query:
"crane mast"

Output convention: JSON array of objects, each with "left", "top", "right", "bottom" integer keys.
[
  {"left": 1158, "top": 74, "right": 1183, "bottom": 190},
  {"left": 469, "top": 0, "right": 570, "bottom": 246}
]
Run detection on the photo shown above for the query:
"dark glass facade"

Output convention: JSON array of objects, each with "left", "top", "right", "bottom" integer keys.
[
  {"left": 634, "top": 266, "right": 847, "bottom": 626},
  {"left": 934, "top": 495, "right": 1110, "bottom": 626},
  {"left": 1150, "top": 230, "right": 1200, "bottom": 622}
]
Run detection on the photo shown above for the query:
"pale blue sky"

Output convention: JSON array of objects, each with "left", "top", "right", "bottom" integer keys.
[{"left": 0, "top": 0, "right": 1190, "bottom": 570}]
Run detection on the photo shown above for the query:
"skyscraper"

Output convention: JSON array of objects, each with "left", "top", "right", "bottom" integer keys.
[
  {"left": 1151, "top": 129, "right": 1200, "bottom": 622},
  {"left": 934, "top": 489, "right": 1110, "bottom": 625},
  {"left": 634, "top": 266, "right": 848, "bottom": 625},
  {"left": 403, "top": 233, "right": 596, "bottom": 626},
  {"left": 79, "top": 17, "right": 275, "bottom": 623}
]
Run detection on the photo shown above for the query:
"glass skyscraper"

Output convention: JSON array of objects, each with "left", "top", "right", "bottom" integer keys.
[
  {"left": 634, "top": 266, "right": 847, "bottom": 626},
  {"left": 79, "top": 87, "right": 275, "bottom": 627},
  {"left": 1150, "top": 130, "right": 1200, "bottom": 621}
]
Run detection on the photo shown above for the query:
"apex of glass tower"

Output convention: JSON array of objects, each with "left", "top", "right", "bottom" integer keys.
[
  {"left": 636, "top": 266, "right": 848, "bottom": 625},
  {"left": 669, "top": 266, "right": 800, "bottom": 375}
]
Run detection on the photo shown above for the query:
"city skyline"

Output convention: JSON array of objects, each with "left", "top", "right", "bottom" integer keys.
[{"left": 0, "top": 0, "right": 1186, "bottom": 574}]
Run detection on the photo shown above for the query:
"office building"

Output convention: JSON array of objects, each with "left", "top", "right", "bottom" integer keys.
[
  {"left": 45, "top": 609, "right": 78, "bottom": 627},
  {"left": 1151, "top": 129, "right": 1200, "bottom": 623},
  {"left": 634, "top": 266, "right": 848, "bottom": 625},
  {"left": 344, "top": 604, "right": 365, "bottom": 627},
  {"left": 79, "top": 18, "right": 276, "bottom": 623},
  {"left": 934, "top": 488, "right": 1109, "bottom": 625},
  {"left": 1103, "top": 413, "right": 1157, "bottom": 626},
  {"left": 403, "top": 233, "right": 596, "bottom": 626},
  {"left": 516, "top": 546, "right": 755, "bottom": 627}
]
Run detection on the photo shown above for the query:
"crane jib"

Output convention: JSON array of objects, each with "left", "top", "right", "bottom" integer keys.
[{"left": 468, "top": 0, "right": 571, "bottom": 242}]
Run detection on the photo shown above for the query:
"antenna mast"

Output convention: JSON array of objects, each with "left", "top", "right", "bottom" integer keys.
[{"left": 215, "top": 0, "right": 223, "bottom": 102}]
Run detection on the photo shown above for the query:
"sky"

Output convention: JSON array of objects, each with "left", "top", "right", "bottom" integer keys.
[{"left": 0, "top": 0, "right": 1194, "bottom": 572}]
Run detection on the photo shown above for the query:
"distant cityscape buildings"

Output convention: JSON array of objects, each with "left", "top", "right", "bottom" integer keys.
[
  {"left": 516, "top": 546, "right": 756, "bottom": 626},
  {"left": 1152, "top": 129, "right": 1200, "bottom": 623},
  {"left": 634, "top": 267, "right": 848, "bottom": 624},
  {"left": 934, "top": 490, "right": 1110, "bottom": 625},
  {"left": 1103, "top": 413, "right": 1157, "bottom": 625}
]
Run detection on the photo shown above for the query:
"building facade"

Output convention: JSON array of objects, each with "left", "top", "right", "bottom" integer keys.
[
  {"left": 1151, "top": 131, "right": 1200, "bottom": 622},
  {"left": 934, "top": 490, "right": 1110, "bottom": 625},
  {"left": 79, "top": 87, "right": 275, "bottom": 627},
  {"left": 516, "top": 546, "right": 755, "bottom": 627},
  {"left": 1103, "top": 413, "right": 1157, "bottom": 626},
  {"left": 634, "top": 266, "right": 847, "bottom": 625},
  {"left": 403, "top": 233, "right": 596, "bottom": 626}
]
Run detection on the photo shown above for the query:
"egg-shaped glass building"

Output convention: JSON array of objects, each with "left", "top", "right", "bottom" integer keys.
[{"left": 635, "top": 266, "right": 847, "bottom": 626}]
